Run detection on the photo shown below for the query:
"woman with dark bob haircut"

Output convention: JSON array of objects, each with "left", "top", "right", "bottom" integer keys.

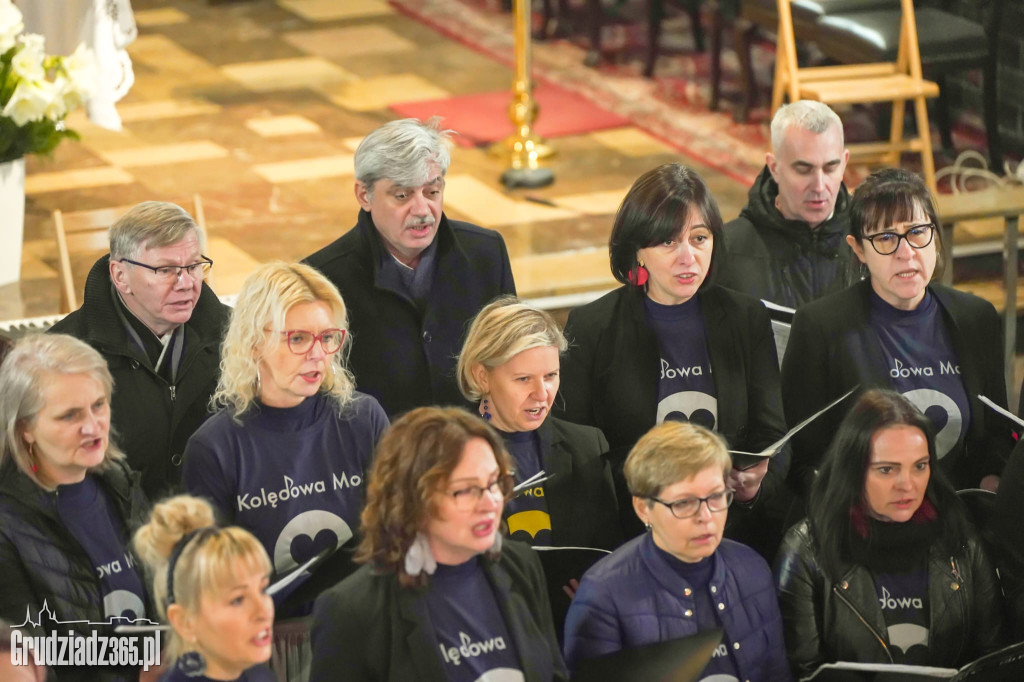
[
  {"left": 557, "top": 163, "right": 788, "bottom": 558},
  {"left": 782, "top": 167, "right": 1014, "bottom": 496},
  {"left": 775, "top": 389, "right": 1003, "bottom": 677},
  {"left": 308, "top": 407, "right": 567, "bottom": 681}
]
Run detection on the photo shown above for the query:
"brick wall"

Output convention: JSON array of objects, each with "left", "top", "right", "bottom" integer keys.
[{"left": 922, "top": 0, "right": 1024, "bottom": 160}]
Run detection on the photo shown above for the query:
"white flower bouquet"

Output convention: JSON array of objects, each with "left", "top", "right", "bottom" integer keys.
[{"left": 0, "top": 0, "right": 95, "bottom": 163}]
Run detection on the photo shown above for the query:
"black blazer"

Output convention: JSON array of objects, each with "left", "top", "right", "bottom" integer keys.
[
  {"left": 556, "top": 284, "right": 787, "bottom": 554},
  {"left": 518, "top": 417, "right": 621, "bottom": 550},
  {"left": 781, "top": 280, "right": 1013, "bottom": 493},
  {"left": 304, "top": 210, "right": 515, "bottom": 417},
  {"left": 309, "top": 540, "right": 568, "bottom": 682}
]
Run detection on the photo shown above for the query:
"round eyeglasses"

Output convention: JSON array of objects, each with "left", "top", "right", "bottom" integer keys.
[
  {"left": 863, "top": 224, "right": 935, "bottom": 255},
  {"left": 274, "top": 329, "right": 346, "bottom": 355},
  {"left": 119, "top": 256, "right": 213, "bottom": 281},
  {"left": 649, "top": 490, "right": 734, "bottom": 519},
  {"left": 447, "top": 474, "right": 515, "bottom": 511}
]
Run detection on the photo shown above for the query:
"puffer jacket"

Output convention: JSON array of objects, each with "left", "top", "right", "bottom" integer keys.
[
  {"left": 775, "top": 520, "right": 1004, "bottom": 678},
  {"left": 714, "top": 166, "right": 861, "bottom": 309},
  {"left": 564, "top": 533, "right": 792, "bottom": 681},
  {"left": 0, "top": 458, "right": 151, "bottom": 681}
]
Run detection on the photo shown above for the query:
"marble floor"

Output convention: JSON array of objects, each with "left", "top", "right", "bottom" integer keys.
[{"left": 3, "top": 0, "right": 754, "bottom": 321}]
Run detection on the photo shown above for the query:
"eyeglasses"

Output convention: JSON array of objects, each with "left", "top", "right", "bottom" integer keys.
[
  {"left": 447, "top": 475, "right": 515, "bottom": 511},
  {"left": 274, "top": 329, "right": 346, "bottom": 355},
  {"left": 863, "top": 224, "right": 935, "bottom": 255},
  {"left": 120, "top": 256, "right": 214, "bottom": 281},
  {"left": 650, "top": 490, "right": 734, "bottom": 519}
]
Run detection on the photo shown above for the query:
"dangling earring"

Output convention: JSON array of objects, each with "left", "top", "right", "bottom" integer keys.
[
  {"left": 404, "top": 532, "right": 437, "bottom": 577},
  {"left": 480, "top": 398, "right": 492, "bottom": 422},
  {"left": 489, "top": 531, "right": 503, "bottom": 554},
  {"left": 628, "top": 258, "right": 649, "bottom": 287},
  {"left": 177, "top": 648, "right": 206, "bottom": 677},
  {"left": 254, "top": 369, "right": 262, "bottom": 396},
  {"left": 644, "top": 522, "right": 652, "bottom": 532}
]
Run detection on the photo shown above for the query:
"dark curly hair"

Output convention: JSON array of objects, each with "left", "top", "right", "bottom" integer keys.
[{"left": 356, "top": 406, "right": 513, "bottom": 587}]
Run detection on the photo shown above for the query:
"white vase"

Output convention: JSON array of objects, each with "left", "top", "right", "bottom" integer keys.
[{"left": 0, "top": 157, "right": 26, "bottom": 287}]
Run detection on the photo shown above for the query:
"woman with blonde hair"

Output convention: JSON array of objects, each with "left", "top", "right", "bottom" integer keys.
[
  {"left": 564, "top": 421, "right": 789, "bottom": 681},
  {"left": 309, "top": 407, "right": 567, "bottom": 681},
  {"left": 183, "top": 262, "right": 389, "bottom": 617},
  {"left": 0, "top": 334, "right": 150, "bottom": 681},
  {"left": 457, "top": 296, "right": 620, "bottom": 550},
  {"left": 134, "top": 495, "right": 275, "bottom": 681}
]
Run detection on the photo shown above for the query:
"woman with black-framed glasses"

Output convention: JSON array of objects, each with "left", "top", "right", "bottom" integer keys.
[
  {"left": 310, "top": 407, "right": 567, "bottom": 682},
  {"left": 782, "top": 168, "right": 1014, "bottom": 496},
  {"left": 564, "top": 421, "right": 790, "bottom": 680},
  {"left": 182, "top": 262, "right": 389, "bottom": 634}
]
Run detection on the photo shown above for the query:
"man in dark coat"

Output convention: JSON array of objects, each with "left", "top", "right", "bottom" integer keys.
[
  {"left": 305, "top": 118, "right": 516, "bottom": 417},
  {"left": 50, "top": 202, "right": 229, "bottom": 498},
  {"left": 714, "top": 100, "right": 861, "bottom": 309}
]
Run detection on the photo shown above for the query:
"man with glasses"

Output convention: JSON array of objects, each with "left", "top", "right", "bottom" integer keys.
[
  {"left": 714, "top": 100, "right": 860, "bottom": 309},
  {"left": 304, "top": 118, "right": 516, "bottom": 417},
  {"left": 51, "top": 201, "right": 230, "bottom": 497}
]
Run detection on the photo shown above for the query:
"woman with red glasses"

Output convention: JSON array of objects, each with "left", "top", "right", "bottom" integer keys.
[{"left": 183, "top": 262, "right": 389, "bottom": 627}]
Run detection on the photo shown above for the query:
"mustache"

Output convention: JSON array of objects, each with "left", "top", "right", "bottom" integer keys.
[{"left": 405, "top": 216, "right": 436, "bottom": 227}]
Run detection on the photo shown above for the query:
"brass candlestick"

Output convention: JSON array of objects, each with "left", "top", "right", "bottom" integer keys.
[{"left": 490, "top": 0, "right": 554, "bottom": 188}]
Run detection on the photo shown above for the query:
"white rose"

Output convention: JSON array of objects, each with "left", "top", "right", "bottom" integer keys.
[
  {"left": 0, "top": 1, "right": 23, "bottom": 53},
  {"left": 10, "top": 33, "right": 45, "bottom": 82},
  {"left": 45, "top": 74, "right": 70, "bottom": 120},
  {"left": 2, "top": 77, "right": 51, "bottom": 125}
]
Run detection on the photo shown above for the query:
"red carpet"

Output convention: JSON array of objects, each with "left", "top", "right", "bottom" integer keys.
[{"left": 390, "top": 82, "right": 632, "bottom": 147}]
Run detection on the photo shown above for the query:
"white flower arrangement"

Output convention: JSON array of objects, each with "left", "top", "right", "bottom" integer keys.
[{"left": 0, "top": 0, "right": 95, "bottom": 163}]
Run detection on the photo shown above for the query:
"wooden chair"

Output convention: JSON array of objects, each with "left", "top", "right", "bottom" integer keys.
[
  {"left": 771, "top": 0, "right": 940, "bottom": 191},
  {"left": 54, "top": 195, "right": 207, "bottom": 314}
]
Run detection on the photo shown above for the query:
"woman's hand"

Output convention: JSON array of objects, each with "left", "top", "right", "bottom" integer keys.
[
  {"left": 562, "top": 578, "right": 580, "bottom": 600},
  {"left": 727, "top": 458, "right": 769, "bottom": 503}
]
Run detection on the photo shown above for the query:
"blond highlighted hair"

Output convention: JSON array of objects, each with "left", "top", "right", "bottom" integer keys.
[
  {"left": 0, "top": 334, "right": 125, "bottom": 490},
  {"left": 133, "top": 496, "right": 271, "bottom": 663},
  {"left": 212, "top": 261, "right": 356, "bottom": 418},
  {"left": 624, "top": 421, "right": 731, "bottom": 500},
  {"left": 456, "top": 296, "right": 567, "bottom": 403}
]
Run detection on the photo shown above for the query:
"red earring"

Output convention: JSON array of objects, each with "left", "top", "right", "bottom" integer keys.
[{"left": 628, "top": 263, "right": 649, "bottom": 287}]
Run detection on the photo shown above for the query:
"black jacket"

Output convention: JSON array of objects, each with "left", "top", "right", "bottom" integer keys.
[
  {"left": 556, "top": 284, "right": 788, "bottom": 556},
  {"left": 781, "top": 280, "right": 1014, "bottom": 493},
  {"left": 775, "top": 520, "right": 1004, "bottom": 678},
  {"left": 309, "top": 540, "right": 568, "bottom": 682},
  {"left": 304, "top": 210, "right": 515, "bottom": 417},
  {"left": 991, "top": 438, "right": 1024, "bottom": 639},
  {"left": 528, "top": 417, "right": 621, "bottom": 551},
  {"left": 714, "top": 166, "right": 861, "bottom": 308},
  {"left": 49, "top": 256, "right": 229, "bottom": 498},
  {"left": 0, "top": 459, "right": 150, "bottom": 680}
]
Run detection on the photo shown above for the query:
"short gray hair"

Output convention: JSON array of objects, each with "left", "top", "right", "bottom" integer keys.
[
  {"left": 109, "top": 201, "right": 201, "bottom": 261},
  {"left": 770, "top": 100, "right": 844, "bottom": 153},
  {"left": 354, "top": 117, "right": 453, "bottom": 196}
]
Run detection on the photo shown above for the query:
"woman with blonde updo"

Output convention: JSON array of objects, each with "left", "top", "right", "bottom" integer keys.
[
  {"left": 134, "top": 495, "right": 275, "bottom": 682},
  {"left": 183, "top": 262, "right": 388, "bottom": 616},
  {"left": 457, "top": 296, "right": 620, "bottom": 550}
]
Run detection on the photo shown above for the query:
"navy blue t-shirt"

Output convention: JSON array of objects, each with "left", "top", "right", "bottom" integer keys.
[
  {"left": 183, "top": 392, "right": 388, "bottom": 587},
  {"left": 869, "top": 291, "right": 970, "bottom": 460},
  {"left": 657, "top": 544, "right": 740, "bottom": 682},
  {"left": 644, "top": 297, "right": 718, "bottom": 430},
  {"left": 874, "top": 565, "right": 931, "bottom": 664},
  {"left": 158, "top": 662, "right": 276, "bottom": 682},
  {"left": 500, "top": 429, "right": 551, "bottom": 547},
  {"left": 423, "top": 558, "right": 523, "bottom": 681},
  {"left": 56, "top": 475, "right": 147, "bottom": 622}
]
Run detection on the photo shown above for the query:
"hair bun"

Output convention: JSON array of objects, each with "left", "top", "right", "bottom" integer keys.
[{"left": 133, "top": 495, "right": 216, "bottom": 570}]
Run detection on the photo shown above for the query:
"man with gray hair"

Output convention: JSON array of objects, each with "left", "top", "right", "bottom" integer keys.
[
  {"left": 50, "top": 201, "right": 230, "bottom": 498},
  {"left": 714, "top": 100, "right": 860, "bottom": 308},
  {"left": 305, "top": 118, "right": 515, "bottom": 416}
]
